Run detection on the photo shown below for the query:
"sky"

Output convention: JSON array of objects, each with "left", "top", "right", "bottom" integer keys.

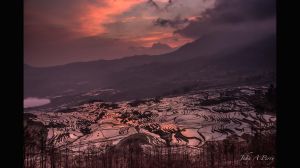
[
  {"left": 24, "top": 0, "right": 217, "bottom": 67},
  {"left": 24, "top": 0, "right": 275, "bottom": 67}
]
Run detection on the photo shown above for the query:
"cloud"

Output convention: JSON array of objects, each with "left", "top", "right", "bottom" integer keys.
[
  {"left": 25, "top": 0, "right": 142, "bottom": 36},
  {"left": 25, "top": 0, "right": 216, "bottom": 40},
  {"left": 153, "top": 17, "right": 190, "bottom": 28},
  {"left": 24, "top": 0, "right": 217, "bottom": 66},
  {"left": 176, "top": 0, "right": 276, "bottom": 38},
  {"left": 102, "top": 0, "right": 215, "bottom": 46},
  {"left": 24, "top": 0, "right": 275, "bottom": 67},
  {"left": 24, "top": 97, "right": 51, "bottom": 108},
  {"left": 164, "top": 0, "right": 174, "bottom": 9},
  {"left": 167, "top": 0, "right": 276, "bottom": 65},
  {"left": 147, "top": 0, "right": 160, "bottom": 9}
]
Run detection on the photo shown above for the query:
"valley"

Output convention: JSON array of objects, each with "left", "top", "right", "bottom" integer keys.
[{"left": 24, "top": 84, "right": 276, "bottom": 167}]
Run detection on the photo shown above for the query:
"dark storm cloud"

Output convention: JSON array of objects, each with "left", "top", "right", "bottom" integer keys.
[
  {"left": 207, "top": 0, "right": 275, "bottom": 23},
  {"left": 147, "top": 0, "right": 175, "bottom": 10},
  {"left": 153, "top": 17, "right": 190, "bottom": 28},
  {"left": 147, "top": 0, "right": 160, "bottom": 9},
  {"left": 176, "top": 0, "right": 276, "bottom": 38}
]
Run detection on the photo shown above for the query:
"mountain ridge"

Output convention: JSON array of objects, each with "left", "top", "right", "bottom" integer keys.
[{"left": 24, "top": 33, "right": 276, "bottom": 104}]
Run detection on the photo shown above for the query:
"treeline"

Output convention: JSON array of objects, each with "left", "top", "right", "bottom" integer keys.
[{"left": 24, "top": 132, "right": 275, "bottom": 168}]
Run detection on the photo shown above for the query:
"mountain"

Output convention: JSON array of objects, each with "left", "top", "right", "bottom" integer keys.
[
  {"left": 151, "top": 43, "right": 172, "bottom": 50},
  {"left": 24, "top": 33, "right": 276, "bottom": 105}
]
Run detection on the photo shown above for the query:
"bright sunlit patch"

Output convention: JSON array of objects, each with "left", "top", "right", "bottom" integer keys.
[{"left": 78, "top": 0, "right": 143, "bottom": 36}]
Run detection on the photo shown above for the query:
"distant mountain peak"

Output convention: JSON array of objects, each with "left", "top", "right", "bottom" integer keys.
[{"left": 151, "top": 42, "right": 172, "bottom": 50}]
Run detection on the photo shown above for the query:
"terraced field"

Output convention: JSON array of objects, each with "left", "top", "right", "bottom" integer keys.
[{"left": 25, "top": 85, "right": 276, "bottom": 153}]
